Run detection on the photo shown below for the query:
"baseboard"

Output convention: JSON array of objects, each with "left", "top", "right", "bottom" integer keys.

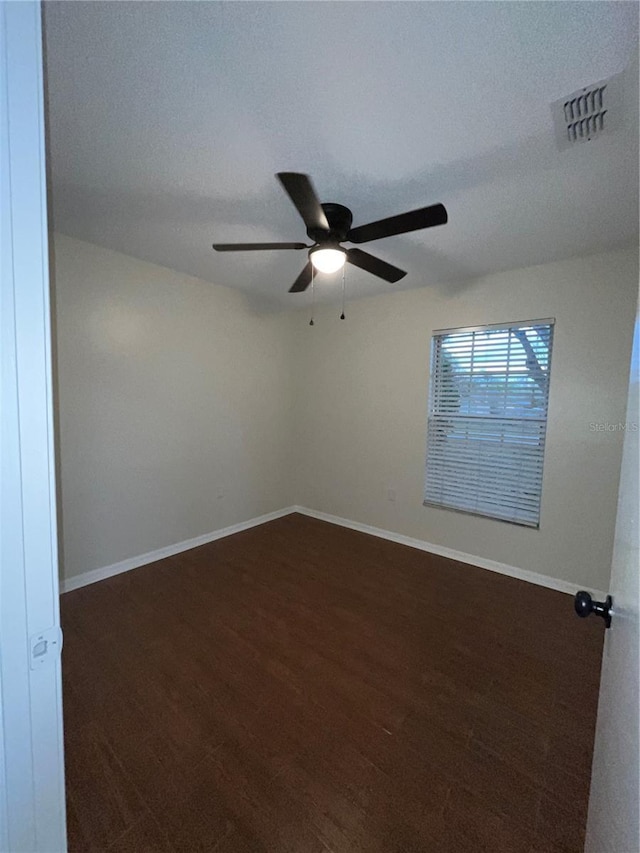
[
  {"left": 60, "top": 506, "right": 297, "bottom": 593},
  {"left": 61, "top": 502, "right": 605, "bottom": 600},
  {"left": 292, "top": 505, "right": 606, "bottom": 599}
]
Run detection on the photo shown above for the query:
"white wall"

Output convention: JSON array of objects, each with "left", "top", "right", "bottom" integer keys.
[
  {"left": 291, "top": 248, "right": 638, "bottom": 592},
  {"left": 53, "top": 234, "right": 294, "bottom": 581}
]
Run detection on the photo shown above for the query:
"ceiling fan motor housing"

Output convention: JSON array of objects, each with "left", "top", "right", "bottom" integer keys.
[{"left": 307, "top": 203, "right": 353, "bottom": 244}]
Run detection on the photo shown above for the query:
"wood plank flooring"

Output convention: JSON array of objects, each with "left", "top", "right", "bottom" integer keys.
[{"left": 61, "top": 513, "right": 604, "bottom": 852}]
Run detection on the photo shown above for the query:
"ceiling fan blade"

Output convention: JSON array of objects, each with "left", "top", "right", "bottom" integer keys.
[
  {"left": 288, "top": 261, "right": 314, "bottom": 293},
  {"left": 212, "top": 242, "right": 308, "bottom": 252},
  {"left": 277, "top": 173, "right": 330, "bottom": 232},
  {"left": 347, "top": 248, "right": 406, "bottom": 283},
  {"left": 347, "top": 203, "right": 448, "bottom": 244}
]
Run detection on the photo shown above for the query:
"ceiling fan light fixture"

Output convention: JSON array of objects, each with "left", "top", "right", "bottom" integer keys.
[{"left": 310, "top": 246, "right": 346, "bottom": 274}]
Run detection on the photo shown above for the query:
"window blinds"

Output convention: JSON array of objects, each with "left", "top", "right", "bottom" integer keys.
[{"left": 424, "top": 320, "right": 554, "bottom": 527}]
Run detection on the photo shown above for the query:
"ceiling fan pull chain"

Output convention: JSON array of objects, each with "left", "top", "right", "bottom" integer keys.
[
  {"left": 340, "top": 266, "right": 346, "bottom": 320},
  {"left": 309, "top": 266, "right": 315, "bottom": 326}
]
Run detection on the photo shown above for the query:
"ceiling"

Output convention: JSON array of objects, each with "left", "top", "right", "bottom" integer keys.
[{"left": 44, "top": 1, "right": 639, "bottom": 310}]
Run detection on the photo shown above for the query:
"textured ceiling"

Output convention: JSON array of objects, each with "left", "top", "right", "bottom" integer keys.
[{"left": 44, "top": 1, "right": 639, "bottom": 309}]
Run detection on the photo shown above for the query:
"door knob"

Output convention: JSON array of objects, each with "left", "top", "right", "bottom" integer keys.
[{"left": 574, "top": 591, "right": 612, "bottom": 629}]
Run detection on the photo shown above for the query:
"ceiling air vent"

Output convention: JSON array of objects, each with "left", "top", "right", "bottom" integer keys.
[{"left": 552, "top": 72, "right": 623, "bottom": 151}]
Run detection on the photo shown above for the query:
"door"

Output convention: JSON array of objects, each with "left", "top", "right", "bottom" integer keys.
[
  {"left": 0, "top": 2, "right": 67, "bottom": 850},
  {"left": 584, "top": 307, "right": 639, "bottom": 853}
]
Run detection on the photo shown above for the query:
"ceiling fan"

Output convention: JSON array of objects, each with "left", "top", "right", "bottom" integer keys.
[{"left": 212, "top": 173, "right": 448, "bottom": 293}]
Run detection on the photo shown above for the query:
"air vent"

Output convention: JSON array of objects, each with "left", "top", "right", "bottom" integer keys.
[{"left": 552, "top": 72, "right": 623, "bottom": 150}]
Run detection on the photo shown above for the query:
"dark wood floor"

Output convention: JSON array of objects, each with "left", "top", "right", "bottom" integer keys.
[{"left": 61, "top": 513, "right": 604, "bottom": 853}]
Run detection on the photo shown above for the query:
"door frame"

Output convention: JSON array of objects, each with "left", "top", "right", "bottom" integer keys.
[{"left": 0, "top": 2, "right": 67, "bottom": 850}]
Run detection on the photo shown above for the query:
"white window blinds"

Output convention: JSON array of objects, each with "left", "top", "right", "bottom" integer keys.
[{"left": 424, "top": 320, "right": 554, "bottom": 528}]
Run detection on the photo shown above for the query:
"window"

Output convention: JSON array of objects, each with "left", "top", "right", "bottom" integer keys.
[{"left": 424, "top": 319, "right": 554, "bottom": 528}]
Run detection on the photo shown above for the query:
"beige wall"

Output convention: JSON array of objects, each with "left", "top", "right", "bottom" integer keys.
[
  {"left": 54, "top": 237, "right": 637, "bottom": 591},
  {"left": 291, "top": 248, "right": 638, "bottom": 591},
  {"left": 53, "top": 234, "right": 294, "bottom": 580}
]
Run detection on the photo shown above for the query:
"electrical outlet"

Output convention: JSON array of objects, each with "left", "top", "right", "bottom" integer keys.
[{"left": 387, "top": 488, "right": 396, "bottom": 503}]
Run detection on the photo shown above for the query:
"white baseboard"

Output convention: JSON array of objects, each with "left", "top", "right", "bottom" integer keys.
[
  {"left": 292, "top": 505, "right": 606, "bottom": 599},
  {"left": 61, "top": 503, "right": 605, "bottom": 600},
  {"left": 60, "top": 506, "right": 297, "bottom": 593}
]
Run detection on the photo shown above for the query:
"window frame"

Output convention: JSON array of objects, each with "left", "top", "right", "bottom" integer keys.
[{"left": 423, "top": 318, "right": 555, "bottom": 528}]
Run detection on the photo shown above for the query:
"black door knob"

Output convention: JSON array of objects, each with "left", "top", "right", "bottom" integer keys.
[{"left": 574, "top": 591, "right": 613, "bottom": 629}]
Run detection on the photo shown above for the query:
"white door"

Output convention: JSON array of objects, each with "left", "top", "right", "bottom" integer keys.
[
  {"left": 0, "top": 2, "right": 67, "bottom": 851},
  {"left": 585, "top": 308, "right": 639, "bottom": 853}
]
